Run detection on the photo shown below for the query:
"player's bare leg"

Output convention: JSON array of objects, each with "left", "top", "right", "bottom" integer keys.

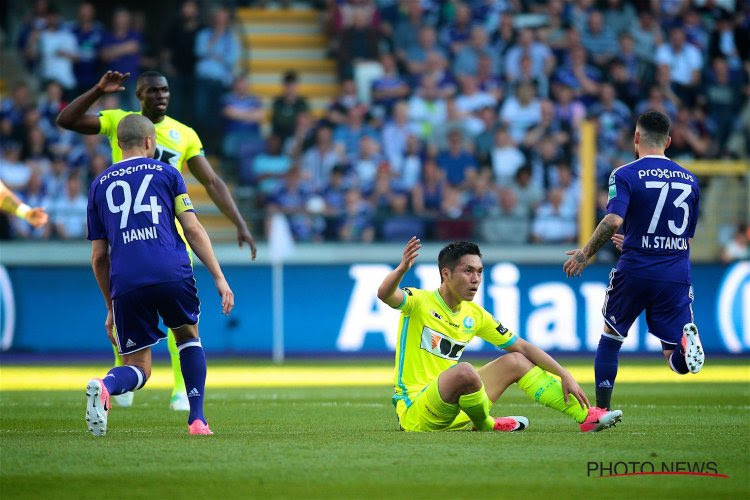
[
  {"left": 167, "top": 329, "right": 189, "bottom": 411},
  {"left": 172, "top": 323, "right": 212, "bottom": 435},
  {"left": 438, "top": 362, "right": 527, "bottom": 432}
]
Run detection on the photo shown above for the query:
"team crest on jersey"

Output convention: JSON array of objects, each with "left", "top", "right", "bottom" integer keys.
[
  {"left": 169, "top": 129, "right": 181, "bottom": 141},
  {"left": 420, "top": 327, "right": 467, "bottom": 360},
  {"left": 608, "top": 173, "right": 617, "bottom": 200},
  {"left": 462, "top": 316, "right": 475, "bottom": 331}
]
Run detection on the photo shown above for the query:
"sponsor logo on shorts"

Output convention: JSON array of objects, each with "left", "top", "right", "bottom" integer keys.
[{"left": 125, "top": 339, "right": 136, "bottom": 348}]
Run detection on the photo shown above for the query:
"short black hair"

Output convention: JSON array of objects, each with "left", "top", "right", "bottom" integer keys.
[
  {"left": 438, "top": 241, "right": 481, "bottom": 280},
  {"left": 137, "top": 70, "right": 167, "bottom": 87},
  {"left": 637, "top": 110, "right": 671, "bottom": 147}
]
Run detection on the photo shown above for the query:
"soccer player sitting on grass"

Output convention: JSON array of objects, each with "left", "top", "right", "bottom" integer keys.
[
  {"left": 563, "top": 110, "right": 704, "bottom": 411},
  {"left": 0, "top": 180, "right": 48, "bottom": 228},
  {"left": 378, "top": 238, "right": 622, "bottom": 432},
  {"left": 85, "top": 114, "right": 234, "bottom": 436}
]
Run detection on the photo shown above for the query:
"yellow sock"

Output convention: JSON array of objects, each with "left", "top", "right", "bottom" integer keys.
[
  {"left": 167, "top": 329, "right": 186, "bottom": 396},
  {"left": 112, "top": 344, "right": 123, "bottom": 367},
  {"left": 518, "top": 366, "right": 588, "bottom": 423},
  {"left": 458, "top": 386, "right": 495, "bottom": 431}
]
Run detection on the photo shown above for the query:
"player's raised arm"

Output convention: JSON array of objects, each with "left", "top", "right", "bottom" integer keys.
[
  {"left": 377, "top": 236, "right": 421, "bottom": 308},
  {"left": 56, "top": 71, "right": 130, "bottom": 134},
  {"left": 177, "top": 210, "right": 234, "bottom": 315},
  {"left": 563, "top": 213, "right": 623, "bottom": 277},
  {"left": 186, "top": 155, "right": 257, "bottom": 260}
]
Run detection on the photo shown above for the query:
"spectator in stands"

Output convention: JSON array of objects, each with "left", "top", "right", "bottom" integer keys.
[
  {"left": 272, "top": 70, "right": 310, "bottom": 143},
  {"left": 435, "top": 128, "right": 476, "bottom": 188},
  {"left": 0, "top": 83, "right": 33, "bottom": 139},
  {"left": 371, "top": 53, "right": 410, "bottom": 115},
  {"left": 67, "top": 133, "right": 109, "bottom": 170},
  {"left": 439, "top": 2, "right": 473, "bottom": 57},
  {"left": 338, "top": 188, "right": 374, "bottom": 242},
  {"left": 423, "top": 50, "right": 458, "bottom": 98},
  {"left": 0, "top": 143, "right": 31, "bottom": 191},
  {"left": 37, "top": 81, "right": 66, "bottom": 133},
  {"left": 702, "top": 57, "right": 744, "bottom": 153},
  {"left": 327, "top": 79, "right": 361, "bottom": 126},
  {"left": 500, "top": 82, "right": 541, "bottom": 143},
  {"left": 682, "top": 9, "right": 709, "bottom": 53},
  {"left": 667, "top": 107, "right": 710, "bottom": 160},
  {"left": 267, "top": 168, "right": 323, "bottom": 242},
  {"left": 337, "top": 5, "right": 382, "bottom": 80},
  {"left": 480, "top": 188, "right": 531, "bottom": 244},
  {"left": 476, "top": 52, "right": 504, "bottom": 100},
  {"left": 284, "top": 112, "right": 316, "bottom": 158},
  {"left": 531, "top": 187, "right": 577, "bottom": 243},
  {"left": 474, "top": 106, "right": 498, "bottom": 165},
  {"left": 71, "top": 2, "right": 103, "bottom": 97},
  {"left": 392, "top": 134, "right": 422, "bottom": 192},
  {"left": 161, "top": 0, "right": 202, "bottom": 124},
  {"left": 589, "top": 82, "right": 631, "bottom": 163},
  {"left": 629, "top": 11, "right": 663, "bottom": 63},
  {"left": 392, "top": 0, "right": 424, "bottom": 68},
  {"left": 334, "top": 105, "right": 377, "bottom": 162},
  {"left": 16, "top": 0, "right": 50, "bottom": 73},
  {"left": 101, "top": 8, "right": 142, "bottom": 110},
  {"left": 381, "top": 101, "right": 416, "bottom": 170},
  {"left": 655, "top": 27, "right": 703, "bottom": 106},
  {"left": 510, "top": 165, "right": 543, "bottom": 218},
  {"left": 504, "top": 28, "right": 555, "bottom": 83},
  {"left": 412, "top": 158, "right": 445, "bottom": 218},
  {"left": 708, "top": 11, "right": 747, "bottom": 73},
  {"left": 46, "top": 173, "right": 87, "bottom": 240},
  {"left": 454, "top": 26, "right": 498, "bottom": 79},
  {"left": 301, "top": 125, "right": 344, "bottom": 191},
  {"left": 221, "top": 75, "right": 264, "bottom": 180},
  {"left": 86, "top": 154, "right": 109, "bottom": 186},
  {"left": 10, "top": 169, "right": 47, "bottom": 239},
  {"left": 408, "top": 75, "right": 447, "bottom": 140},
  {"left": 465, "top": 168, "right": 498, "bottom": 218},
  {"left": 455, "top": 75, "right": 496, "bottom": 118},
  {"left": 491, "top": 127, "right": 525, "bottom": 187},
  {"left": 636, "top": 85, "right": 678, "bottom": 120},
  {"left": 352, "top": 135, "right": 384, "bottom": 191},
  {"left": 250, "top": 134, "right": 292, "bottom": 197},
  {"left": 523, "top": 99, "right": 570, "bottom": 154},
  {"left": 194, "top": 6, "right": 240, "bottom": 152},
  {"left": 602, "top": 0, "right": 636, "bottom": 37},
  {"left": 581, "top": 11, "right": 618, "bottom": 68},
  {"left": 405, "top": 26, "right": 446, "bottom": 76},
  {"left": 436, "top": 185, "right": 471, "bottom": 240},
  {"left": 42, "top": 154, "right": 67, "bottom": 201},
  {"left": 554, "top": 45, "right": 602, "bottom": 104},
  {"left": 721, "top": 224, "right": 750, "bottom": 264},
  {"left": 35, "top": 5, "right": 78, "bottom": 97},
  {"left": 381, "top": 192, "right": 425, "bottom": 242}
]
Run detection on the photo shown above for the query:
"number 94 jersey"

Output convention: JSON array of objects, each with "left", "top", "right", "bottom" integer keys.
[
  {"left": 87, "top": 157, "right": 195, "bottom": 298},
  {"left": 607, "top": 155, "right": 700, "bottom": 284}
]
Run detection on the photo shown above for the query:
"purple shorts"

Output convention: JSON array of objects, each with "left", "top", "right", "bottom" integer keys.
[
  {"left": 112, "top": 279, "right": 200, "bottom": 354},
  {"left": 602, "top": 268, "right": 694, "bottom": 345}
]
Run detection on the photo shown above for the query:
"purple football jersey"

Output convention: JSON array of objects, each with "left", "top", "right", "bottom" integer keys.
[
  {"left": 607, "top": 155, "right": 700, "bottom": 284},
  {"left": 87, "top": 157, "right": 194, "bottom": 297}
]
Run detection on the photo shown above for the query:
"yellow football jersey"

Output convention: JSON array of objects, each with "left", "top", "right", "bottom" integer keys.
[
  {"left": 391, "top": 288, "right": 517, "bottom": 407},
  {"left": 98, "top": 109, "right": 204, "bottom": 172}
]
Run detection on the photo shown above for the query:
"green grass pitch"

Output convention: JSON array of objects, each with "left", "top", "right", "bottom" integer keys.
[{"left": 1, "top": 358, "right": 748, "bottom": 499}]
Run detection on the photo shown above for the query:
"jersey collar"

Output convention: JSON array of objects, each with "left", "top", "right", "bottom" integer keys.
[
  {"left": 433, "top": 289, "right": 461, "bottom": 316},
  {"left": 640, "top": 154, "right": 670, "bottom": 160}
]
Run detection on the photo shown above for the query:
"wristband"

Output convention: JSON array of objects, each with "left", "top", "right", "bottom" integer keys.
[{"left": 15, "top": 204, "right": 31, "bottom": 219}]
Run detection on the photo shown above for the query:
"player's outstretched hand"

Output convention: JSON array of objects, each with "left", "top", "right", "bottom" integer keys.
[
  {"left": 611, "top": 233, "right": 624, "bottom": 252},
  {"left": 563, "top": 249, "right": 588, "bottom": 277},
  {"left": 25, "top": 207, "right": 48, "bottom": 228},
  {"left": 238, "top": 227, "right": 257, "bottom": 261},
  {"left": 105, "top": 309, "right": 116, "bottom": 347},
  {"left": 216, "top": 278, "right": 234, "bottom": 316},
  {"left": 561, "top": 374, "right": 590, "bottom": 409},
  {"left": 96, "top": 71, "right": 130, "bottom": 93},
  {"left": 398, "top": 236, "right": 421, "bottom": 272}
]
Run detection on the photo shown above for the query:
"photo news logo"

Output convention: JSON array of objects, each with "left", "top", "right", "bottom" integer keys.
[{"left": 587, "top": 461, "right": 729, "bottom": 478}]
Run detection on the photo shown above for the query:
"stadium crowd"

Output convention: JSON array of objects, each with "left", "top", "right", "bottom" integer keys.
[{"left": 0, "top": 0, "right": 748, "bottom": 245}]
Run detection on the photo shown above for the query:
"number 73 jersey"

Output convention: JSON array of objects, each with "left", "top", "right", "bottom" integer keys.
[
  {"left": 87, "top": 157, "right": 196, "bottom": 298},
  {"left": 607, "top": 155, "right": 700, "bottom": 284}
]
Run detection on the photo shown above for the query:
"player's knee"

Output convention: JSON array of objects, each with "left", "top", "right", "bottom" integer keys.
[
  {"left": 503, "top": 351, "right": 532, "bottom": 376},
  {"left": 453, "top": 362, "right": 482, "bottom": 391}
]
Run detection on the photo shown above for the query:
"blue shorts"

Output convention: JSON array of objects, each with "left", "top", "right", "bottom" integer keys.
[
  {"left": 602, "top": 268, "right": 694, "bottom": 346},
  {"left": 112, "top": 278, "right": 200, "bottom": 355}
]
